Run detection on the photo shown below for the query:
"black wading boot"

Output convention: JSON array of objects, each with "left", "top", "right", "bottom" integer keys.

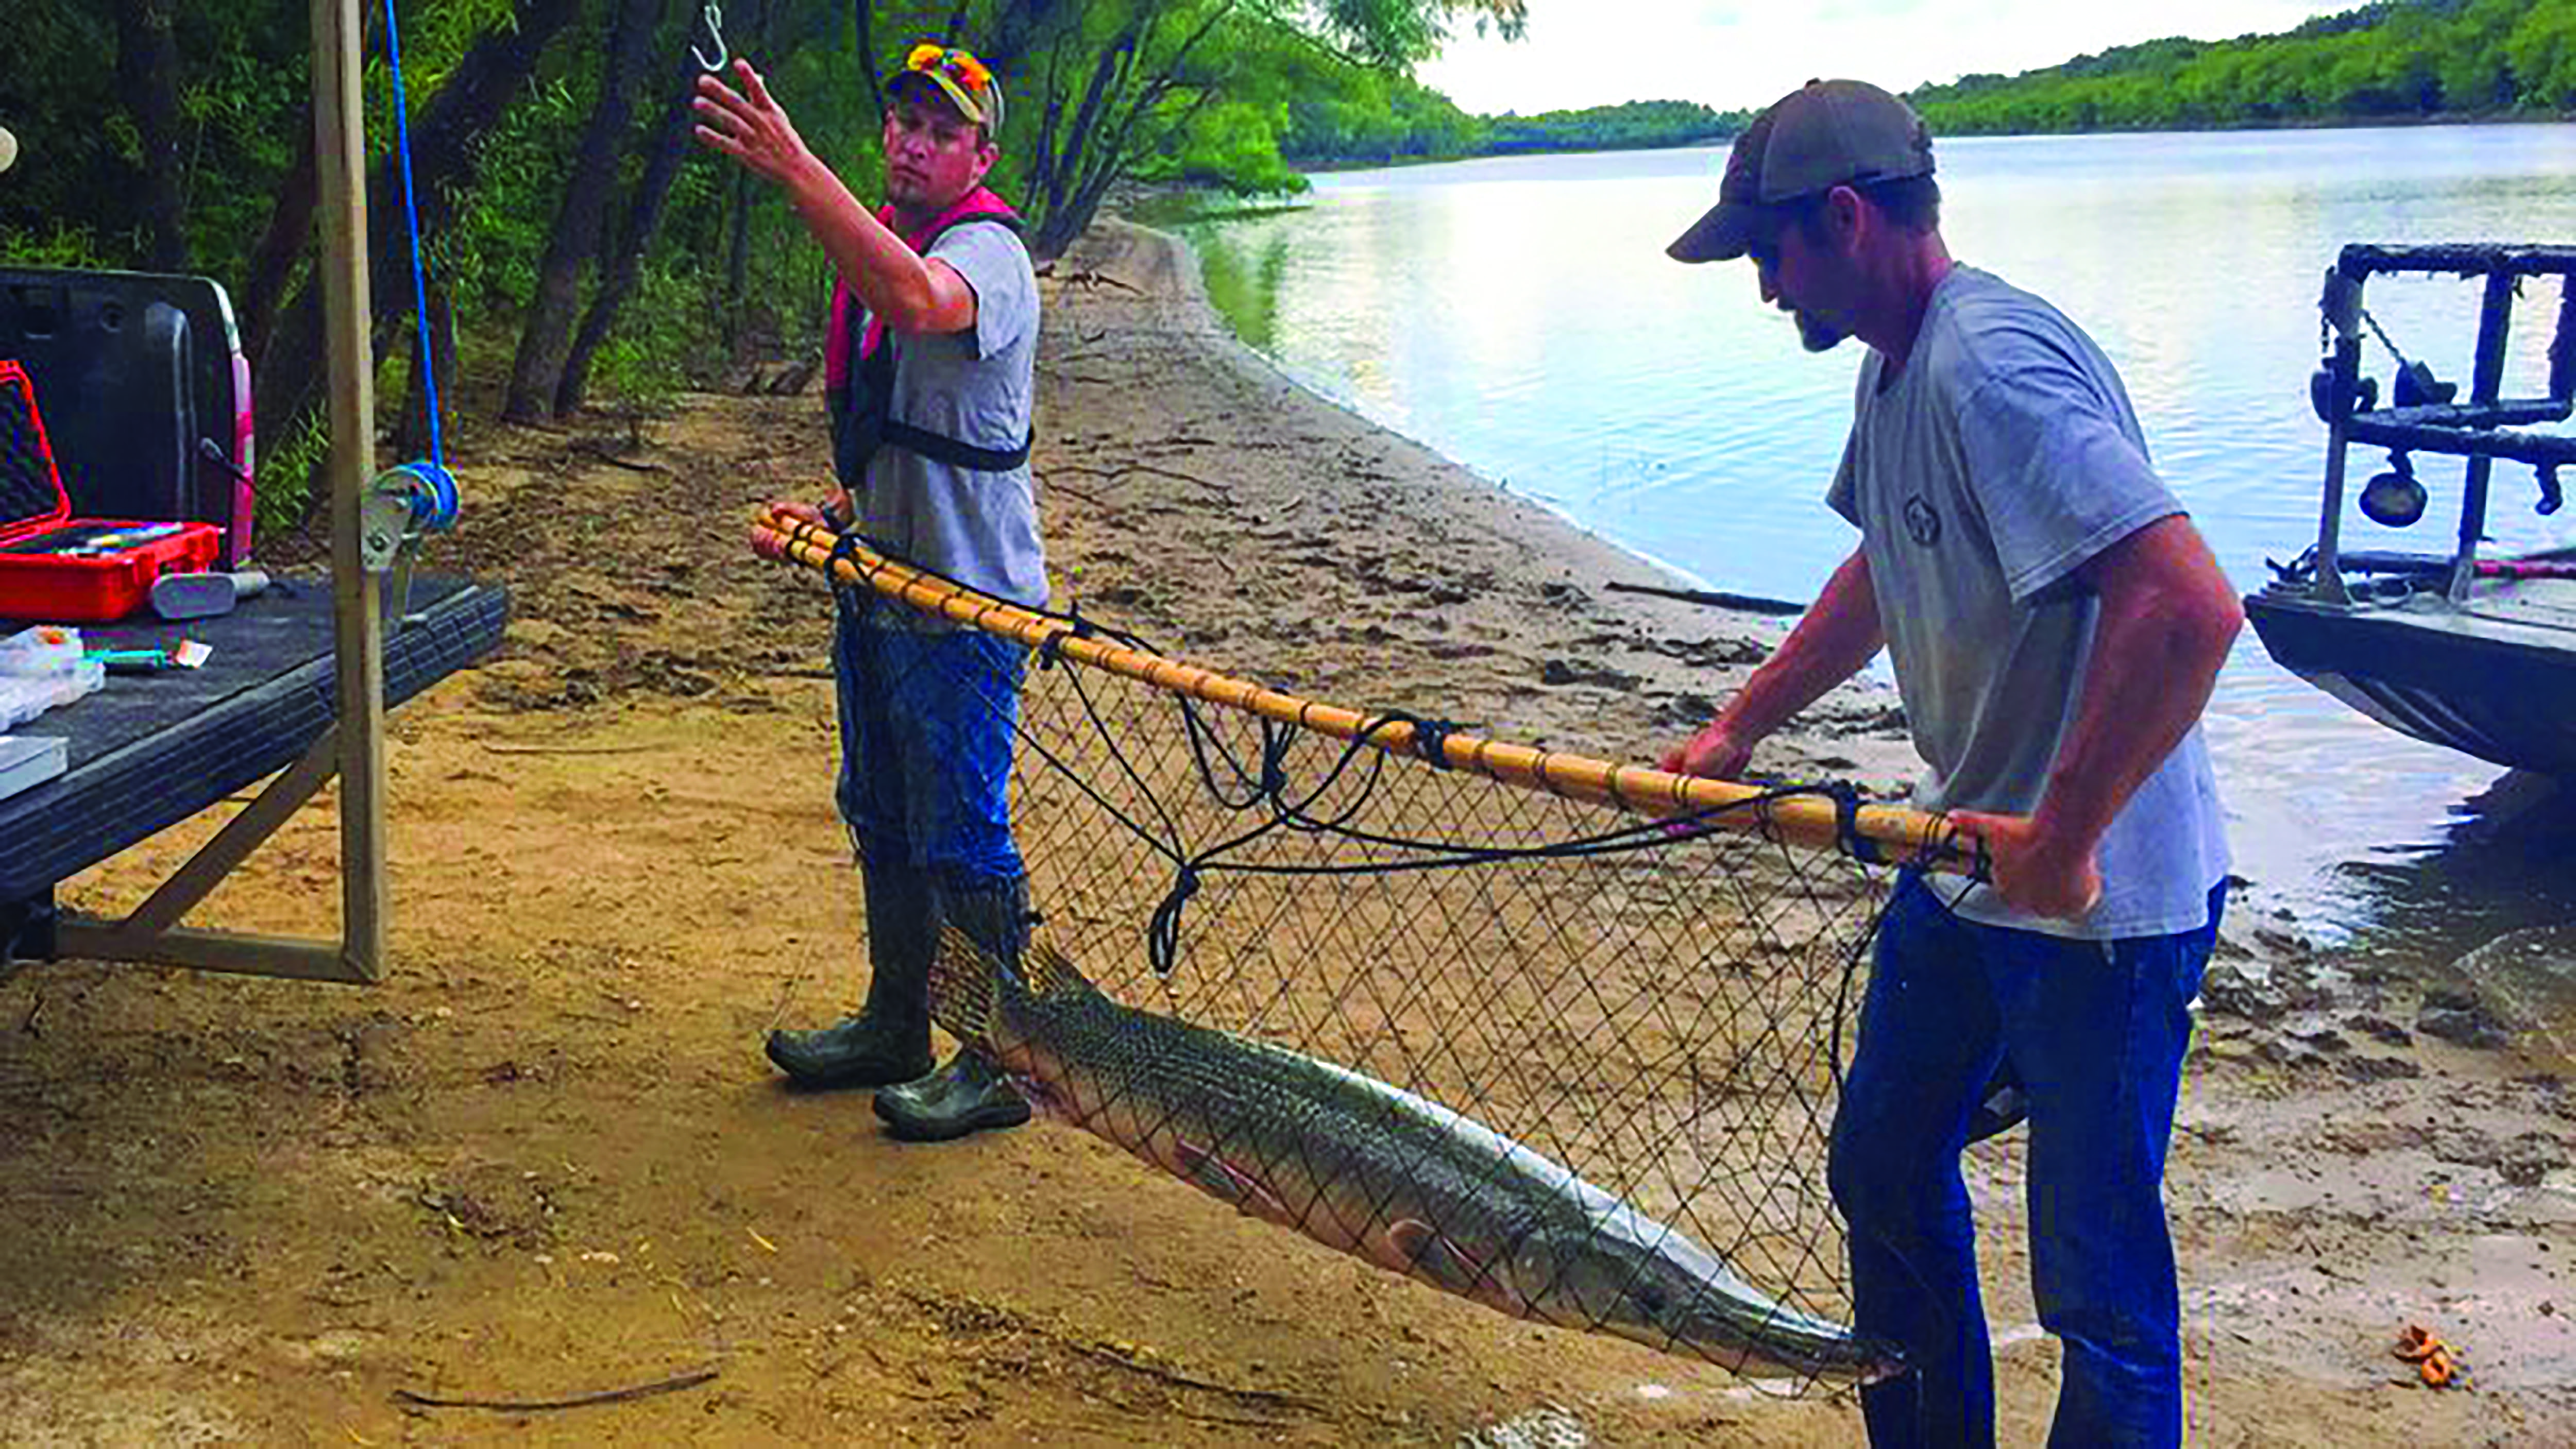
[
  {"left": 873, "top": 875, "right": 1035, "bottom": 1141},
  {"left": 765, "top": 861, "right": 940, "bottom": 1088}
]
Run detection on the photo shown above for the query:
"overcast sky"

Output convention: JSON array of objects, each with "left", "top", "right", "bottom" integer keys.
[{"left": 1417, "top": 1, "right": 2359, "bottom": 116}]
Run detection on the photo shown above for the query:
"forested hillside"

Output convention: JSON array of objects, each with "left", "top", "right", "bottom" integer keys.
[
  {"left": 1912, "top": 0, "right": 2576, "bottom": 133},
  {"left": 1284, "top": 91, "right": 1744, "bottom": 165},
  {"left": 1280, "top": 0, "right": 2576, "bottom": 167}
]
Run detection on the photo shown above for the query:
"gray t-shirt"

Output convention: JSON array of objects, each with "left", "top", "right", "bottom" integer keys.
[
  {"left": 1827, "top": 266, "right": 2229, "bottom": 940},
  {"left": 856, "top": 220, "right": 1048, "bottom": 610}
]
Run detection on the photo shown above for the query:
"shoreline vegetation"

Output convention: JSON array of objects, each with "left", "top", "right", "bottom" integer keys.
[
  {"left": 1282, "top": 103, "right": 2576, "bottom": 178},
  {"left": 9, "top": 2, "right": 2570, "bottom": 542},
  {"left": 1276, "top": 0, "right": 2576, "bottom": 173}
]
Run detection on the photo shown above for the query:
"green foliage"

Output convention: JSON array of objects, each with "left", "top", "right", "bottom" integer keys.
[
  {"left": 0, "top": 0, "right": 1529, "bottom": 459},
  {"left": 1144, "top": 100, "right": 1312, "bottom": 195},
  {"left": 0, "top": 224, "right": 119, "bottom": 271},
  {"left": 1283, "top": 87, "right": 1742, "bottom": 166},
  {"left": 581, "top": 256, "right": 727, "bottom": 404},
  {"left": 1481, "top": 99, "right": 1741, "bottom": 156},
  {"left": 252, "top": 406, "right": 331, "bottom": 544},
  {"left": 1283, "top": 69, "right": 1493, "bottom": 163},
  {"left": 1909, "top": 0, "right": 2576, "bottom": 134}
]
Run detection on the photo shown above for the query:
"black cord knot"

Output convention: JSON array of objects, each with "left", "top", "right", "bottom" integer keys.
[{"left": 1146, "top": 865, "right": 1202, "bottom": 980}]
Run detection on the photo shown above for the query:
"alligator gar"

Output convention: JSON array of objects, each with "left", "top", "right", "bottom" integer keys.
[{"left": 924, "top": 927, "right": 1905, "bottom": 1385}]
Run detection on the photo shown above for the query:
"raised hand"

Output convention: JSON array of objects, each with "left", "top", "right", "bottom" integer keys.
[{"left": 692, "top": 59, "right": 814, "bottom": 188}]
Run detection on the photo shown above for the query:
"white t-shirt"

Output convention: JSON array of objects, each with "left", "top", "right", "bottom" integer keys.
[{"left": 1827, "top": 266, "right": 2230, "bottom": 940}]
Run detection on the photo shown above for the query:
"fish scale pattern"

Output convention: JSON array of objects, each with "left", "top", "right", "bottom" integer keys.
[{"left": 928, "top": 929, "right": 1902, "bottom": 1382}]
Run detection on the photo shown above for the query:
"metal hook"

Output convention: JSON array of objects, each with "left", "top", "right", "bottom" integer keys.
[{"left": 692, "top": 2, "right": 728, "bottom": 72}]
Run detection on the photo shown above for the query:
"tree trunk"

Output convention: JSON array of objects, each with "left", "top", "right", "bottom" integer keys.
[
  {"left": 254, "top": 0, "right": 586, "bottom": 465},
  {"left": 501, "top": 0, "right": 666, "bottom": 423},
  {"left": 722, "top": 164, "right": 753, "bottom": 359},
  {"left": 555, "top": 61, "right": 702, "bottom": 417},
  {"left": 113, "top": 0, "right": 190, "bottom": 271},
  {"left": 239, "top": 8, "right": 384, "bottom": 372},
  {"left": 852, "top": 0, "right": 885, "bottom": 118},
  {"left": 1030, "top": 4, "right": 1229, "bottom": 260},
  {"left": 240, "top": 118, "right": 318, "bottom": 376},
  {"left": 397, "top": 283, "right": 456, "bottom": 462},
  {"left": 1039, "top": 28, "right": 1141, "bottom": 224}
]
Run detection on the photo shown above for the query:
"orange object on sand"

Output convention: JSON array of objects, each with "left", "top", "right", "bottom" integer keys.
[{"left": 2393, "top": 1323, "right": 2465, "bottom": 1388}]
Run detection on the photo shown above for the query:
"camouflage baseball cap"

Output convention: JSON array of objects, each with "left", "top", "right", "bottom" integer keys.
[{"left": 888, "top": 42, "right": 1004, "bottom": 133}]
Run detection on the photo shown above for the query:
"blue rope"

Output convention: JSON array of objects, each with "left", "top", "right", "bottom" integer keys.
[{"left": 381, "top": 0, "right": 444, "bottom": 469}]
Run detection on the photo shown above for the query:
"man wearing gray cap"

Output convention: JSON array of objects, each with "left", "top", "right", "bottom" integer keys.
[{"left": 1660, "top": 80, "right": 2242, "bottom": 1446}]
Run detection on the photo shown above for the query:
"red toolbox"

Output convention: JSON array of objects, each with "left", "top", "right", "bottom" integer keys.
[{"left": 0, "top": 359, "right": 220, "bottom": 622}]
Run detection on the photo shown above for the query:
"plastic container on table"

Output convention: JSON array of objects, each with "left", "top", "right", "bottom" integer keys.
[{"left": 0, "top": 359, "right": 221, "bottom": 622}]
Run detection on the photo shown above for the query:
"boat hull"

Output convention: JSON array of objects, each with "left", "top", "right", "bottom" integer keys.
[{"left": 2246, "top": 587, "right": 2576, "bottom": 778}]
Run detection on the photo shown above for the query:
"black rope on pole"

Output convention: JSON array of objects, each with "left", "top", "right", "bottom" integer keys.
[{"left": 1823, "top": 781, "right": 1883, "bottom": 866}]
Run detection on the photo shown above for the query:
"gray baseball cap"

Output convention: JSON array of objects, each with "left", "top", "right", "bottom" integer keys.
[{"left": 1668, "top": 79, "right": 1935, "bottom": 264}]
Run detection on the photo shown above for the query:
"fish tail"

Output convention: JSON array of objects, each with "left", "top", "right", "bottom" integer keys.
[
  {"left": 926, "top": 928, "right": 1101, "bottom": 1052},
  {"left": 926, "top": 924, "right": 1006, "bottom": 1052},
  {"left": 1020, "top": 939, "right": 1100, "bottom": 999}
]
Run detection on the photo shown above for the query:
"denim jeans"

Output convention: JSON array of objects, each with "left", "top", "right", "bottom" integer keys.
[
  {"left": 1829, "top": 872, "right": 2224, "bottom": 1448},
  {"left": 833, "top": 600, "right": 1027, "bottom": 890}
]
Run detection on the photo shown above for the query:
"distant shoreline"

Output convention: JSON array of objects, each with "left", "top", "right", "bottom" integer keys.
[{"left": 1283, "top": 108, "right": 2576, "bottom": 175}]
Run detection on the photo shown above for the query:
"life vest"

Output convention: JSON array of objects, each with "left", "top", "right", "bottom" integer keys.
[{"left": 824, "top": 186, "right": 1032, "bottom": 486}]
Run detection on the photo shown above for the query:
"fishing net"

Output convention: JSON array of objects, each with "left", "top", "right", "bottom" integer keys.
[{"left": 762, "top": 514, "right": 1978, "bottom": 1394}]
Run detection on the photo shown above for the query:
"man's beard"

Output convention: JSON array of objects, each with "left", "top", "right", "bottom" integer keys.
[{"left": 1794, "top": 310, "right": 1848, "bottom": 352}]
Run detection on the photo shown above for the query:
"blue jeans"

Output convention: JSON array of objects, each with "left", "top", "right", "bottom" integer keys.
[
  {"left": 1831, "top": 872, "right": 2223, "bottom": 1448},
  {"left": 833, "top": 602, "right": 1027, "bottom": 889}
]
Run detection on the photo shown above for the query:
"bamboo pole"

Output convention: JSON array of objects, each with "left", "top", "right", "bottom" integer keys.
[{"left": 753, "top": 509, "right": 1982, "bottom": 876}]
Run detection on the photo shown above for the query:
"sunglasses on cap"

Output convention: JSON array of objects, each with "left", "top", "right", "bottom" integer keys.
[{"left": 905, "top": 43, "right": 992, "bottom": 95}]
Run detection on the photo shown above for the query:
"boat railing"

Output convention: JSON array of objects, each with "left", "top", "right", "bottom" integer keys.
[{"left": 2305, "top": 244, "right": 2576, "bottom": 606}]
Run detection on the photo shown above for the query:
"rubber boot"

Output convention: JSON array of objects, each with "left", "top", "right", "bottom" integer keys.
[
  {"left": 765, "top": 860, "right": 940, "bottom": 1088},
  {"left": 873, "top": 875, "right": 1036, "bottom": 1141}
]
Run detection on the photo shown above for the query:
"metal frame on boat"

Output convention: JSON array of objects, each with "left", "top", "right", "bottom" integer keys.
[{"left": 2245, "top": 244, "right": 2576, "bottom": 777}]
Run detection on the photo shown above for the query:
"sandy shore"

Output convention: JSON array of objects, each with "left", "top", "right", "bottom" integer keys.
[{"left": 0, "top": 217, "right": 2567, "bottom": 1444}]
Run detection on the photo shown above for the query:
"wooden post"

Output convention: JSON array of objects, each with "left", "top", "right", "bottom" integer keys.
[{"left": 311, "top": 0, "right": 389, "bottom": 980}]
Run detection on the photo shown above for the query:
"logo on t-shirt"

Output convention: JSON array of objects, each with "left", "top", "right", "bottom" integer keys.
[{"left": 1903, "top": 495, "right": 1943, "bottom": 547}]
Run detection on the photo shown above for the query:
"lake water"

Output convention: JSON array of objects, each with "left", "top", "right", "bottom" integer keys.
[{"left": 1172, "top": 126, "right": 2576, "bottom": 958}]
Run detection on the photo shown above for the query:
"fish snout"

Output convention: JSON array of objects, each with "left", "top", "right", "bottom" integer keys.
[{"left": 1851, "top": 1337, "right": 1911, "bottom": 1387}]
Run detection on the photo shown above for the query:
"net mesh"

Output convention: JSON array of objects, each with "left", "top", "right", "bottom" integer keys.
[{"left": 786, "top": 519, "right": 1964, "bottom": 1392}]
